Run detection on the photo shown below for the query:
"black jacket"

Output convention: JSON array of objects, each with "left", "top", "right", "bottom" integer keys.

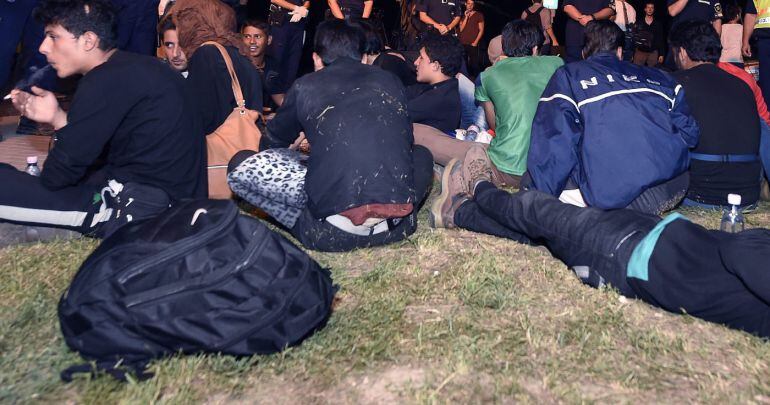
[{"left": 266, "top": 58, "right": 417, "bottom": 218}]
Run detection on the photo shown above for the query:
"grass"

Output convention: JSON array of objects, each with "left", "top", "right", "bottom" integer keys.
[{"left": 1, "top": 190, "right": 770, "bottom": 404}]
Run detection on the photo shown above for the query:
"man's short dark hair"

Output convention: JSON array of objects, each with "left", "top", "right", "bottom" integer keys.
[
  {"left": 502, "top": 19, "right": 544, "bottom": 57},
  {"left": 34, "top": 0, "right": 117, "bottom": 51},
  {"left": 242, "top": 19, "right": 270, "bottom": 36},
  {"left": 669, "top": 20, "right": 722, "bottom": 63},
  {"left": 582, "top": 20, "right": 623, "bottom": 58},
  {"left": 420, "top": 32, "right": 463, "bottom": 77},
  {"left": 314, "top": 20, "right": 365, "bottom": 65},
  {"left": 354, "top": 20, "right": 383, "bottom": 55},
  {"left": 158, "top": 15, "right": 176, "bottom": 37}
]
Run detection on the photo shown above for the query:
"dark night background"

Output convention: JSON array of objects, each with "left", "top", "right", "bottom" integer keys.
[{"left": 241, "top": 0, "right": 749, "bottom": 74}]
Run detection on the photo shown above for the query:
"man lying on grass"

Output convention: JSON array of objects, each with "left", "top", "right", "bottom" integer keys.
[
  {"left": 431, "top": 155, "right": 770, "bottom": 338},
  {"left": 1, "top": 0, "right": 206, "bottom": 248}
]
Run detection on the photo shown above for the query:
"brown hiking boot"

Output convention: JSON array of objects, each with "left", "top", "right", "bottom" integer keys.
[
  {"left": 430, "top": 159, "right": 470, "bottom": 229},
  {"left": 463, "top": 145, "right": 494, "bottom": 196}
]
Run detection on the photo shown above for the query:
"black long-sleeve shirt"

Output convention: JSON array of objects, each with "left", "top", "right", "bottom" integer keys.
[
  {"left": 266, "top": 58, "right": 416, "bottom": 219},
  {"left": 42, "top": 51, "right": 206, "bottom": 200},
  {"left": 186, "top": 44, "right": 263, "bottom": 135},
  {"left": 673, "top": 64, "right": 761, "bottom": 206},
  {"left": 406, "top": 78, "right": 461, "bottom": 134}
]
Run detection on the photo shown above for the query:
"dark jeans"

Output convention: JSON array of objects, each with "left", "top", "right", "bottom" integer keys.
[
  {"left": 455, "top": 183, "right": 660, "bottom": 296},
  {"left": 463, "top": 44, "right": 481, "bottom": 78},
  {"left": 0, "top": 0, "right": 56, "bottom": 93},
  {"left": 0, "top": 163, "right": 170, "bottom": 238},
  {"left": 758, "top": 38, "right": 770, "bottom": 104},
  {"left": 269, "top": 22, "right": 306, "bottom": 89},
  {"left": 290, "top": 145, "right": 434, "bottom": 252},
  {"left": 565, "top": 45, "right": 583, "bottom": 63},
  {"left": 112, "top": 0, "right": 161, "bottom": 55}
]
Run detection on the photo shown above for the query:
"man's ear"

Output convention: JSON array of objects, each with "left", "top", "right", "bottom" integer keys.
[
  {"left": 616, "top": 46, "right": 622, "bottom": 60},
  {"left": 81, "top": 31, "right": 100, "bottom": 52},
  {"left": 312, "top": 52, "right": 324, "bottom": 71},
  {"left": 267, "top": 35, "right": 273, "bottom": 46}
]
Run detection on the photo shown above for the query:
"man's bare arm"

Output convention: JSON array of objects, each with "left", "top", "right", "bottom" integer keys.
[{"left": 668, "top": 0, "right": 688, "bottom": 17}]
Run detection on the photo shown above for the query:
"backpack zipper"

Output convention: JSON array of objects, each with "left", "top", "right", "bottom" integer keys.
[
  {"left": 116, "top": 205, "right": 239, "bottom": 285},
  {"left": 122, "top": 226, "right": 268, "bottom": 308}
]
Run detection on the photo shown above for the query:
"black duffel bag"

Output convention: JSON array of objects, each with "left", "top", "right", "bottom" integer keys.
[{"left": 58, "top": 199, "right": 336, "bottom": 381}]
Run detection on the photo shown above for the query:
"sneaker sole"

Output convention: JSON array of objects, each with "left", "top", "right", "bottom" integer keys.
[{"left": 430, "top": 158, "right": 459, "bottom": 228}]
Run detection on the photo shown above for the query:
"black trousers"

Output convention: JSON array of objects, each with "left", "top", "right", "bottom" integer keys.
[
  {"left": 0, "top": 163, "right": 171, "bottom": 238},
  {"left": 0, "top": 163, "right": 102, "bottom": 234},
  {"left": 290, "top": 145, "right": 434, "bottom": 252},
  {"left": 455, "top": 183, "right": 660, "bottom": 296}
]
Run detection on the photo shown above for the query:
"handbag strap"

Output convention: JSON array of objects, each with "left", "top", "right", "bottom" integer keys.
[{"left": 202, "top": 41, "right": 246, "bottom": 112}]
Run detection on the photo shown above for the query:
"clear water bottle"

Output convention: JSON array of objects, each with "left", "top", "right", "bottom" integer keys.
[
  {"left": 720, "top": 193, "right": 745, "bottom": 233},
  {"left": 25, "top": 156, "right": 40, "bottom": 176},
  {"left": 465, "top": 125, "right": 479, "bottom": 142}
]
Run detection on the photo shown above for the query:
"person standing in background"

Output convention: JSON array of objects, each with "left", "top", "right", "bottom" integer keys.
[
  {"left": 418, "top": 0, "right": 462, "bottom": 36},
  {"left": 111, "top": 0, "right": 162, "bottom": 55},
  {"left": 522, "top": 0, "right": 559, "bottom": 56},
  {"left": 633, "top": 1, "right": 665, "bottom": 67},
  {"left": 612, "top": 0, "right": 636, "bottom": 60},
  {"left": 719, "top": 3, "right": 743, "bottom": 66},
  {"left": 268, "top": 0, "right": 310, "bottom": 88},
  {"left": 459, "top": 0, "right": 484, "bottom": 77},
  {"left": 563, "top": 0, "right": 615, "bottom": 62},
  {"left": 327, "top": 0, "right": 373, "bottom": 20},
  {"left": 0, "top": 0, "right": 58, "bottom": 135}
]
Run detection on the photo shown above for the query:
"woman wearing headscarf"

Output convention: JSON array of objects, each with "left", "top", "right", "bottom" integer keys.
[{"left": 172, "top": 0, "right": 263, "bottom": 135}]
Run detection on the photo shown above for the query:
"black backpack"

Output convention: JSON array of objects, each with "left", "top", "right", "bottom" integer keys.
[
  {"left": 58, "top": 199, "right": 336, "bottom": 381},
  {"left": 524, "top": 6, "right": 545, "bottom": 33}
]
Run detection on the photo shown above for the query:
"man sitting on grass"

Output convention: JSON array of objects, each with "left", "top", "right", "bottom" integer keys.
[
  {"left": 430, "top": 155, "right": 770, "bottom": 338},
  {"left": 526, "top": 20, "right": 699, "bottom": 215},
  {"left": 415, "top": 19, "right": 562, "bottom": 189},
  {"left": 0, "top": 0, "right": 206, "bottom": 248},
  {"left": 227, "top": 20, "right": 433, "bottom": 252},
  {"left": 406, "top": 32, "right": 463, "bottom": 135}
]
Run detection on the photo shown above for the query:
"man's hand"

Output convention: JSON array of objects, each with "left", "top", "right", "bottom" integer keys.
[
  {"left": 10, "top": 86, "right": 67, "bottom": 129},
  {"left": 743, "top": 42, "right": 753, "bottom": 57},
  {"left": 288, "top": 4, "right": 308, "bottom": 22},
  {"left": 578, "top": 14, "right": 593, "bottom": 26},
  {"left": 435, "top": 23, "right": 449, "bottom": 34}
]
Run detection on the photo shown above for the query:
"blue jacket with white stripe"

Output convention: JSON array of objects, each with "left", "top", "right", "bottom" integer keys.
[{"left": 527, "top": 52, "right": 700, "bottom": 209}]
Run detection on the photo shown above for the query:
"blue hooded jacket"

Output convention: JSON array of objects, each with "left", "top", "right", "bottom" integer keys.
[{"left": 527, "top": 52, "right": 700, "bottom": 209}]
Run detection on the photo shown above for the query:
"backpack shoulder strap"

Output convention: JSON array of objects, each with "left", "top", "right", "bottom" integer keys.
[
  {"left": 202, "top": 41, "right": 246, "bottom": 111},
  {"left": 534, "top": 5, "right": 544, "bottom": 14}
]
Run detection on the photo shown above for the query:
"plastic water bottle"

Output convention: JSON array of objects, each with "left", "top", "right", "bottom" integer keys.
[
  {"left": 465, "top": 125, "right": 479, "bottom": 142},
  {"left": 720, "top": 193, "right": 745, "bottom": 233},
  {"left": 25, "top": 156, "right": 41, "bottom": 176}
]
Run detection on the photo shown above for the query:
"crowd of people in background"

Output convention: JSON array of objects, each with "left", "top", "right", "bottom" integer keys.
[{"left": 1, "top": 0, "right": 770, "bottom": 338}]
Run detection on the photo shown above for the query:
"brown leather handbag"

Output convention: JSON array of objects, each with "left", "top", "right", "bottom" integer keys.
[{"left": 204, "top": 41, "right": 262, "bottom": 199}]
